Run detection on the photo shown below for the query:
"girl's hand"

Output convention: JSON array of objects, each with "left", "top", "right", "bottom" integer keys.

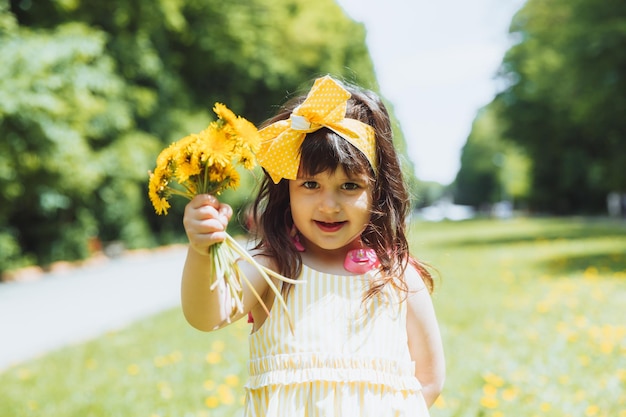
[{"left": 183, "top": 194, "right": 233, "bottom": 256}]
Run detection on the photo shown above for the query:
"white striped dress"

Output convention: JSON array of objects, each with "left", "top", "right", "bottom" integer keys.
[{"left": 244, "top": 264, "right": 430, "bottom": 416}]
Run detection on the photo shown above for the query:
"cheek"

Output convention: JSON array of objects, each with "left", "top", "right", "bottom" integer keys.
[
  {"left": 353, "top": 193, "right": 373, "bottom": 223},
  {"left": 288, "top": 194, "right": 306, "bottom": 225},
  {"left": 355, "top": 192, "right": 372, "bottom": 211}
]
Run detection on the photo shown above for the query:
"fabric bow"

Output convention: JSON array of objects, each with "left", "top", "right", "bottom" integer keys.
[{"left": 257, "top": 75, "right": 377, "bottom": 183}]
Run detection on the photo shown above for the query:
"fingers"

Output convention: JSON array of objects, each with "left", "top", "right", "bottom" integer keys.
[
  {"left": 183, "top": 194, "right": 233, "bottom": 254},
  {"left": 187, "top": 194, "right": 231, "bottom": 224}
]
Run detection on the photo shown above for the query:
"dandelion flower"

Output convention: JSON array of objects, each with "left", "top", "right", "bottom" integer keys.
[
  {"left": 479, "top": 396, "right": 498, "bottom": 409},
  {"left": 213, "top": 102, "right": 238, "bottom": 125},
  {"left": 218, "top": 384, "right": 235, "bottom": 405},
  {"left": 148, "top": 172, "right": 171, "bottom": 215},
  {"left": 127, "top": 364, "right": 140, "bottom": 376},
  {"left": 225, "top": 374, "right": 240, "bottom": 387},
  {"left": 204, "top": 396, "right": 220, "bottom": 409},
  {"left": 211, "top": 340, "right": 225, "bottom": 352},
  {"left": 199, "top": 125, "right": 233, "bottom": 168},
  {"left": 205, "top": 351, "right": 221, "bottom": 364}
]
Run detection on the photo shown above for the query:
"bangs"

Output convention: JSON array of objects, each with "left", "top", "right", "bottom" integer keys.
[{"left": 298, "top": 128, "right": 374, "bottom": 179}]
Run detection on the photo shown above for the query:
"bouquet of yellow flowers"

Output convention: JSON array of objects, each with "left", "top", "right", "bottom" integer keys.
[{"left": 148, "top": 104, "right": 297, "bottom": 331}]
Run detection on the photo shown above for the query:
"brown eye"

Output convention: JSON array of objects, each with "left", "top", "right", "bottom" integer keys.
[{"left": 341, "top": 182, "right": 360, "bottom": 190}]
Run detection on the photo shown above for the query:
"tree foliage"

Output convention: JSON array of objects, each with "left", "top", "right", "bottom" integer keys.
[
  {"left": 453, "top": 104, "right": 530, "bottom": 208},
  {"left": 0, "top": 15, "right": 154, "bottom": 268},
  {"left": 1, "top": 0, "right": 388, "bottom": 273},
  {"left": 455, "top": 0, "right": 625, "bottom": 214},
  {"left": 493, "top": 0, "right": 626, "bottom": 213}
]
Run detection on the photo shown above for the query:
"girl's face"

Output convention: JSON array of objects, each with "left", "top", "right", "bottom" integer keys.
[{"left": 288, "top": 167, "right": 372, "bottom": 257}]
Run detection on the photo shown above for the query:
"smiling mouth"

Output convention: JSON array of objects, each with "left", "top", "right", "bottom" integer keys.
[{"left": 314, "top": 220, "right": 346, "bottom": 232}]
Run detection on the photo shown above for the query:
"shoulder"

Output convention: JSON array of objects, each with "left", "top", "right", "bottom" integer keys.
[
  {"left": 403, "top": 262, "right": 428, "bottom": 294},
  {"left": 238, "top": 246, "right": 279, "bottom": 271},
  {"left": 402, "top": 262, "right": 436, "bottom": 328}
]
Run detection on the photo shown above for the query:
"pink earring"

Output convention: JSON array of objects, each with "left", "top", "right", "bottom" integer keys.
[
  {"left": 344, "top": 247, "right": 379, "bottom": 274},
  {"left": 290, "top": 224, "right": 305, "bottom": 252}
]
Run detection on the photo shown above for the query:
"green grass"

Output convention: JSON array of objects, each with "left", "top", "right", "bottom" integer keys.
[
  {"left": 0, "top": 311, "right": 250, "bottom": 417},
  {"left": 412, "top": 217, "right": 626, "bottom": 417},
  {"left": 1, "top": 217, "right": 625, "bottom": 417}
]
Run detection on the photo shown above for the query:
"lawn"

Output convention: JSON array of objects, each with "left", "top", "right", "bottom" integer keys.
[{"left": 1, "top": 217, "right": 624, "bottom": 417}]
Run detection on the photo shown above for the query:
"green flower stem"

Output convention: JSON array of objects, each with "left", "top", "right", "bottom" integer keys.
[
  {"left": 233, "top": 263, "right": 272, "bottom": 319},
  {"left": 208, "top": 243, "right": 244, "bottom": 322}
]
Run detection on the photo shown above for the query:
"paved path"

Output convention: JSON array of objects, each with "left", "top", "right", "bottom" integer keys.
[{"left": 0, "top": 246, "right": 188, "bottom": 372}]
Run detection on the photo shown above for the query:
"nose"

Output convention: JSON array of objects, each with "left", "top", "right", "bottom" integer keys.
[{"left": 318, "top": 190, "right": 340, "bottom": 213}]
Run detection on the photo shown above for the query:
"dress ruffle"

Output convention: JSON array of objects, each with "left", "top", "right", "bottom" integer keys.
[{"left": 246, "top": 352, "right": 421, "bottom": 392}]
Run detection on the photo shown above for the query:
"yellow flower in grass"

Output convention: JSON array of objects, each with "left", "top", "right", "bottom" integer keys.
[
  {"left": 479, "top": 396, "right": 498, "bottom": 409},
  {"left": 168, "top": 350, "right": 183, "bottom": 363},
  {"left": 153, "top": 356, "right": 168, "bottom": 368},
  {"left": 483, "top": 384, "right": 498, "bottom": 396},
  {"left": 482, "top": 372, "right": 505, "bottom": 387},
  {"left": 224, "top": 374, "right": 240, "bottom": 387},
  {"left": 217, "top": 384, "right": 235, "bottom": 405},
  {"left": 205, "top": 396, "right": 220, "bottom": 408},
  {"left": 127, "top": 363, "right": 140, "bottom": 376},
  {"left": 502, "top": 387, "right": 518, "bottom": 401},
  {"left": 211, "top": 340, "right": 225, "bottom": 352},
  {"left": 206, "top": 351, "right": 221, "bottom": 364},
  {"left": 583, "top": 266, "right": 599, "bottom": 280}
]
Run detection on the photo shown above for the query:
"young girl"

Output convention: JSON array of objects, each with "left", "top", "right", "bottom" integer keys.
[{"left": 181, "top": 75, "right": 445, "bottom": 416}]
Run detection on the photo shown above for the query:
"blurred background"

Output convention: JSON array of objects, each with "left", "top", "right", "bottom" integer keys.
[
  {"left": 1, "top": 0, "right": 624, "bottom": 416},
  {"left": 1, "top": 0, "right": 625, "bottom": 274}
]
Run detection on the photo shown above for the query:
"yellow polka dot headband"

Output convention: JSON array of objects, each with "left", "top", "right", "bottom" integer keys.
[{"left": 257, "top": 75, "right": 377, "bottom": 184}]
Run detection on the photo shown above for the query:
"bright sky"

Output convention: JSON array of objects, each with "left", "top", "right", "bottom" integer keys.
[{"left": 336, "top": 0, "right": 525, "bottom": 185}]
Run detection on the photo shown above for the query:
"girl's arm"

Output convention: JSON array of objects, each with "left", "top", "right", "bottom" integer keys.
[
  {"left": 181, "top": 194, "right": 269, "bottom": 331},
  {"left": 405, "top": 266, "right": 446, "bottom": 407}
]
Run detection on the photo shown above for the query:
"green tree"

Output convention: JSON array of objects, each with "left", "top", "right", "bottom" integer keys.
[
  {"left": 454, "top": 104, "right": 530, "bottom": 209},
  {"left": 0, "top": 15, "right": 163, "bottom": 268},
  {"left": 454, "top": 103, "right": 530, "bottom": 209},
  {"left": 495, "top": 0, "right": 626, "bottom": 214},
  {"left": 9, "top": 0, "right": 377, "bottom": 124},
  {"left": 454, "top": 107, "right": 502, "bottom": 207}
]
